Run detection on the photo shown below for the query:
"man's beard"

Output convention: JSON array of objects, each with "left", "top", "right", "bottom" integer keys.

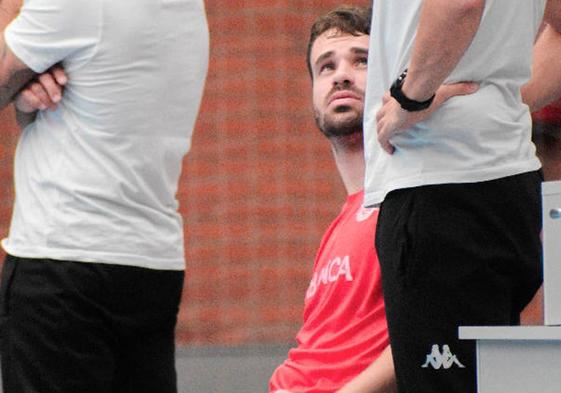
[{"left": 315, "top": 106, "right": 363, "bottom": 138}]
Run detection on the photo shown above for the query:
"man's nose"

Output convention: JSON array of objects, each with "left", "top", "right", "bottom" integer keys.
[{"left": 332, "top": 62, "right": 354, "bottom": 87}]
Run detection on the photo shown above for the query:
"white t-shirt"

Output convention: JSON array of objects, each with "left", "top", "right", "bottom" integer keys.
[
  {"left": 363, "top": 0, "right": 546, "bottom": 206},
  {"left": 2, "top": 0, "right": 209, "bottom": 270}
]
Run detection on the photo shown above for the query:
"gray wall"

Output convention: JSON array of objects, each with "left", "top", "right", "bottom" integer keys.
[
  {"left": 0, "top": 345, "right": 291, "bottom": 393},
  {"left": 177, "top": 346, "right": 290, "bottom": 392}
]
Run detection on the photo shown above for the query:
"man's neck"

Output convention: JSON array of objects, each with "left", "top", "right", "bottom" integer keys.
[{"left": 330, "top": 134, "right": 365, "bottom": 195}]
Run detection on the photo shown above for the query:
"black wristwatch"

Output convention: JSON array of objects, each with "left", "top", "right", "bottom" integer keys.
[{"left": 390, "top": 69, "right": 435, "bottom": 112}]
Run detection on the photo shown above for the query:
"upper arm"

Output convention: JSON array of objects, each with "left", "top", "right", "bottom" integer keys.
[
  {"left": 545, "top": 0, "right": 561, "bottom": 32},
  {"left": 0, "top": 42, "right": 35, "bottom": 109}
]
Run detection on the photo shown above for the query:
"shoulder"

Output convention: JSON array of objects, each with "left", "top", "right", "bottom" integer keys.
[{"left": 17, "top": 0, "right": 101, "bottom": 22}]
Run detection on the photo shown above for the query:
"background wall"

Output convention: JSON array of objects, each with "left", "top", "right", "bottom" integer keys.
[
  {"left": 177, "top": 0, "right": 372, "bottom": 345},
  {"left": 0, "top": 0, "right": 369, "bottom": 347}
]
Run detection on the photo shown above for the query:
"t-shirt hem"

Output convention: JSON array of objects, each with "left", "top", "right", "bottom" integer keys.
[
  {"left": 364, "top": 160, "right": 541, "bottom": 207},
  {"left": 1, "top": 240, "right": 185, "bottom": 271}
]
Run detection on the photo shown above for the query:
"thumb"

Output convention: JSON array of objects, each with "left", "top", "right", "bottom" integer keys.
[{"left": 440, "top": 82, "right": 480, "bottom": 101}]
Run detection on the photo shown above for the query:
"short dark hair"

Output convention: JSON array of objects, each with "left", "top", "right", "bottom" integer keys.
[{"left": 306, "top": 5, "right": 372, "bottom": 79}]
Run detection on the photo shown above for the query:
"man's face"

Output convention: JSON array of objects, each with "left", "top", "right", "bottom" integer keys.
[{"left": 310, "top": 29, "right": 369, "bottom": 138}]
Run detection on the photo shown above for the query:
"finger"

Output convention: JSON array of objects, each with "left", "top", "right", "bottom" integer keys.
[
  {"left": 439, "top": 82, "right": 479, "bottom": 102},
  {"left": 376, "top": 123, "right": 395, "bottom": 155},
  {"left": 38, "top": 73, "right": 63, "bottom": 104},
  {"left": 380, "top": 137, "right": 395, "bottom": 155},
  {"left": 376, "top": 105, "right": 385, "bottom": 122},
  {"left": 29, "top": 82, "right": 53, "bottom": 110},
  {"left": 15, "top": 89, "right": 44, "bottom": 112},
  {"left": 382, "top": 91, "right": 391, "bottom": 105},
  {"left": 376, "top": 99, "right": 391, "bottom": 122},
  {"left": 50, "top": 66, "right": 68, "bottom": 86},
  {"left": 376, "top": 115, "right": 385, "bottom": 135}
]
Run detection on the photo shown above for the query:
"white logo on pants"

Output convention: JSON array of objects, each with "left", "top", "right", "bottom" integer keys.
[{"left": 421, "top": 344, "right": 466, "bottom": 369}]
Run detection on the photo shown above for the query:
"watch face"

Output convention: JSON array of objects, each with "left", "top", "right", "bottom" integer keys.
[{"left": 396, "top": 69, "right": 408, "bottom": 87}]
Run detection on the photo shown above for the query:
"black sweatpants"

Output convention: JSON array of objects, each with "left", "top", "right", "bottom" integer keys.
[
  {"left": 375, "top": 171, "right": 543, "bottom": 393},
  {"left": 0, "top": 255, "right": 184, "bottom": 393}
]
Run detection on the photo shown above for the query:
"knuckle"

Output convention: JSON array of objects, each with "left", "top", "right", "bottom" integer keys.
[
  {"left": 25, "top": 95, "right": 38, "bottom": 107},
  {"left": 20, "top": 91, "right": 33, "bottom": 103},
  {"left": 31, "top": 82, "right": 43, "bottom": 93}
]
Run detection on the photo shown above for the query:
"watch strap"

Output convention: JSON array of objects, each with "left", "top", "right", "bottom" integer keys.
[{"left": 390, "top": 69, "right": 435, "bottom": 112}]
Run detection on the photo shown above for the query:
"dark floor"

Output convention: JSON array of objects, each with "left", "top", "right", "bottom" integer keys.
[{"left": 0, "top": 345, "right": 291, "bottom": 393}]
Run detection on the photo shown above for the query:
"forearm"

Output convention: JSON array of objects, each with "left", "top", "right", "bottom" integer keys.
[
  {"left": 402, "top": 0, "right": 485, "bottom": 101},
  {"left": 337, "top": 346, "right": 397, "bottom": 393},
  {"left": 0, "top": 0, "right": 25, "bottom": 109},
  {"left": 15, "top": 107, "right": 36, "bottom": 128},
  {"left": 522, "top": 25, "right": 561, "bottom": 112}
]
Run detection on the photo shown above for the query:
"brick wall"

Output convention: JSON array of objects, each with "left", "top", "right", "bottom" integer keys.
[
  {"left": 0, "top": 1, "right": 552, "bottom": 347},
  {"left": 0, "top": 1, "right": 367, "bottom": 346},
  {"left": 0, "top": 108, "right": 17, "bottom": 237},
  {"left": 177, "top": 0, "right": 367, "bottom": 345}
]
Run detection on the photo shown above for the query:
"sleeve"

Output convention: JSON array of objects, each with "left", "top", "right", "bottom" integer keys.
[{"left": 3, "top": 0, "right": 101, "bottom": 73}]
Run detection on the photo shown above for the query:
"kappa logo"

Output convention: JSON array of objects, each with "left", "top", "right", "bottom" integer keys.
[{"left": 421, "top": 344, "right": 466, "bottom": 370}]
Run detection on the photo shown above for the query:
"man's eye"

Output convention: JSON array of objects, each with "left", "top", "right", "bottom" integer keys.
[
  {"left": 319, "top": 63, "right": 335, "bottom": 73},
  {"left": 356, "top": 57, "right": 368, "bottom": 66}
]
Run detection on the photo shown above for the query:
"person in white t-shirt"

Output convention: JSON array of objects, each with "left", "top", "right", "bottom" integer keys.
[
  {"left": 363, "top": 1, "right": 561, "bottom": 393},
  {"left": 0, "top": 0, "right": 209, "bottom": 392}
]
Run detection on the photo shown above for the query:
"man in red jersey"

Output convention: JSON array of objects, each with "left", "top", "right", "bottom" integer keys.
[
  {"left": 269, "top": 6, "right": 476, "bottom": 393},
  {"left": 532, "top": 98, "right": 561, "bottom": 181}
]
